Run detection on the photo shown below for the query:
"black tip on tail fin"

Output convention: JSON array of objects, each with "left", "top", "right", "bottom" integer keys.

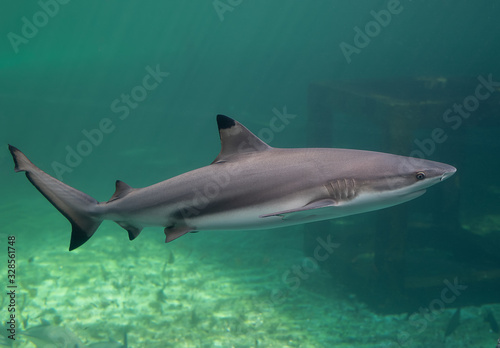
[
  {"left": 69, "top": 221, "right": 101, "bottom": 251},
  {"left": 9, "top": 145, "right": 103, "bottom": 251},
  {"left": 8, "top": 144, "right": 18, "bottom": 167},
  {"left": 9, "top": 144, "right": 31, "bottom": 172}
]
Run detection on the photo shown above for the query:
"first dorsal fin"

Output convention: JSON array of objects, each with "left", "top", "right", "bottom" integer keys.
[
  {"left": 108, "top": 180, "right": 134, "bottom": 202},
  {"left": 212, "top": 115, "right": 271, "bottom": 163}
]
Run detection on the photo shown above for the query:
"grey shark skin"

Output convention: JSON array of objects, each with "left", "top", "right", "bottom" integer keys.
[{"left": 9, "top": 115, "right": 456, "bottom": 250}]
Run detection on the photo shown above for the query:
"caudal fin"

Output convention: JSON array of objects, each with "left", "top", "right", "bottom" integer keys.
[{"left": 9, "top": 145, "right": 102, "bottom": 250}]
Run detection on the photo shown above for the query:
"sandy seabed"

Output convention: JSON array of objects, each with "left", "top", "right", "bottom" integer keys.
[{"left": 1, "top": 199, "right": 498, "bottom": 348}]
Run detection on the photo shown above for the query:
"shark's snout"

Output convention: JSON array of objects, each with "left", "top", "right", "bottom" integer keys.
[{"left": 440, "top": 166, "right": 457, "bottom": 181}]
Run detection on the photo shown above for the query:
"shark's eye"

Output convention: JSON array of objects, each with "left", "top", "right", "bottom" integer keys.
[{"left": 416, "top": 172, "right": 426, "bottom": 180}]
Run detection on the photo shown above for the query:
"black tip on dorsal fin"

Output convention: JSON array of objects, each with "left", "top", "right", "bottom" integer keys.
[
  {"left": 217, "top": 114, "right": 236, "bottom": 132},
  {"left": 212, "top": 114, "right": 271, "bottom": 163},
  {"left": 108, "top": 180, "right": 134, "bottom": 202}
]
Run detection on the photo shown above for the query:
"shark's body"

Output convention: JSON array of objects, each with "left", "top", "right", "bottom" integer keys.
[{"left": 9, "top": 115, "right": 456, "bottom": 250}]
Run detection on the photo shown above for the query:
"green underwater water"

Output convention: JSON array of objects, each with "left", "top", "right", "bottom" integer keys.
[{"left": 1, "top": 1, "right": 500, "bottom": 347}]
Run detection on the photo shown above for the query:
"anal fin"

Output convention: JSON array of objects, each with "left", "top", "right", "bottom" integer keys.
[{"left": 116, "top": 221, "right": 143, "bottom": 240}]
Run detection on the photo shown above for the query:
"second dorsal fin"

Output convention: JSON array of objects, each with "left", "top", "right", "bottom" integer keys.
[
  {"left": 212, "top": 115, "right": 271, "bottom": 163},
  {"left": 108, "top": 180, "right": 134, "bottom": 202}
]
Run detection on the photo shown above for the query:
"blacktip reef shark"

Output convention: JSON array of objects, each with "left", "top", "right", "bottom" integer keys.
[{"left": 9, "top": 115, "right": 456, "bottom": 250}]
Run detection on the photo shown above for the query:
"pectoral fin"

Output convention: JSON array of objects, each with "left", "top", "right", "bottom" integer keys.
[
  {"left": 260, "top": 199, "right": 337, "bottom": 220},
  {"left": 164, "top": 226, "right": 195, "bottom": 243}
]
